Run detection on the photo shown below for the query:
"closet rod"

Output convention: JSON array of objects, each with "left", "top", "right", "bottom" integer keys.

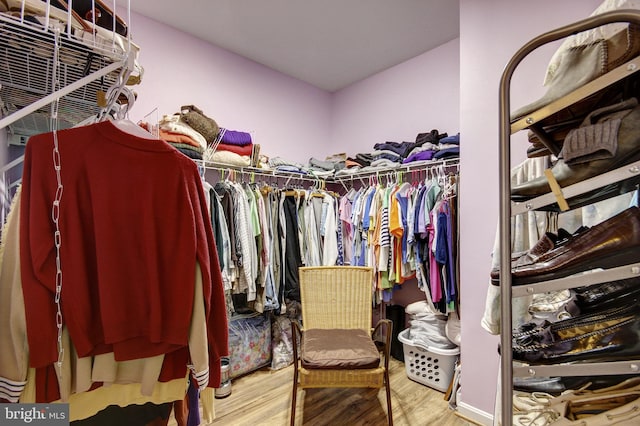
[
  {"left": 197, "top": 157, "right": 459, "bottom": 186},
  {"left": 198, "top": 160, "right": 323, "bottom": 184}
]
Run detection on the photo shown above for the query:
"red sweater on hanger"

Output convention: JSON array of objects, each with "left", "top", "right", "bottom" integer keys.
[{"left": 20, "top": 120, "right": 228, "bottom": 386}]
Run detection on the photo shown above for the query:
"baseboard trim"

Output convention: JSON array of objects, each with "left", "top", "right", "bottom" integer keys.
[{"left": 456, "top": 401, "right": 493, "bottom": 426}]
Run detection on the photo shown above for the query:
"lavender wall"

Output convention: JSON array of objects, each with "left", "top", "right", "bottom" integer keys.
[
  {"left": 125, "top": 12, "right": 332, "bottom": 164},
  {"left": 459, "top": 0, "right": 603, "bottom": 421},
  {"left": 330, "top": 38, "right": 460, "bottom": 154},
  {"left": 118, "top": 2, "right": 610, "bottom": 423}
]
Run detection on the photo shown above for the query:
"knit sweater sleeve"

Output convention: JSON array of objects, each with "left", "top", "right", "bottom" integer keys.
[
  {"left": 19, "top": 137, "right": 59, "bottom": 367},
  {"left": 0, "top": 188, "right": 29, "bottom": 402}
]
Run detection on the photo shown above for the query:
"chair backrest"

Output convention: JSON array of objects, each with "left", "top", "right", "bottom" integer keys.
[{"left": 299, "top": 266, "right": 373, "bottom": 333}]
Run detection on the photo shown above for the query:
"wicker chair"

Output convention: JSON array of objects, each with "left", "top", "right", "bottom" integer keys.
[{"left": 290, "top": 266, "right": 393, "bottom": 426}]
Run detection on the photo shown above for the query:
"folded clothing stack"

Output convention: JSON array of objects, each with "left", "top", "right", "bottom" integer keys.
[
  {"left": 207, "top": 128, "right": 253, "bottom": 166},
  {"left": 372, "top": 141, "right": 414, "bottom": 166},
  {"left": 404, "top": 301, "right": 458, "bottom": 350},
  {"left": 306, "top": 157, "right": 345, "bottom": 177},
  {"left": 155, "top": 105, "right": 222, "bottom": 160},
  {"left": 268, "top": 156, "right": 307, "bottom": 174},
  {"left": 403, "top": 131, "right": 460, "bottom": 164},
  {"left": 158, "top": 114, "right": 207, "bottom": 160},
  {"left": 347, "top": 129, "right": 459, "bottom": 170}
]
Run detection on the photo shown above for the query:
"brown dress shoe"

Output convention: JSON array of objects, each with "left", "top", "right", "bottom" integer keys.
[{"left": 506, "top": 207, "right": 640, "bottom": 285}]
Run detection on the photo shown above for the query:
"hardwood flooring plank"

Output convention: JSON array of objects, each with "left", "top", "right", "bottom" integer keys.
[{"left": 199, "top": 359, "right": 475, "bottom": 426}]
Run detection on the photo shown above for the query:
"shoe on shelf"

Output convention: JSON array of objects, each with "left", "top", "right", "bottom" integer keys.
[
  {"left": 510, "top": 102, "right": 640, "bottom": 209},
  {"left": 506, "top": 207, "right": 640, "bottom": 286},
  {"left": 525, "top": 96, "right": 637, "bottom": 158},
  {"left": 513, "top": 375, "right": 640, "bottom": 396},
  {"left": 575, "top": 276, "right": 640, "bottom": 313},
  {"left": 513, "top": 226, "right": 589, "bottom": 262},
  {"left": 512, "top": 301, "right": 640, "bottom": 365},
  {"left": 547, "top": 390, "right": 640, "bottom": 425},
  {"left": 526, "top": 118, "right": 582, "bottom": 158},
  {"left": 490, "top": 226, "right": 588, "bottom": 285}
]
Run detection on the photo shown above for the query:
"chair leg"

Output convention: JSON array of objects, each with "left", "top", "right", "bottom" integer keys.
[
  {"left": 290, "top": 372, "right": 298, "bottom": 426},
  {"left": 385, "top": 370, "right": 393, "bottom": 426}
]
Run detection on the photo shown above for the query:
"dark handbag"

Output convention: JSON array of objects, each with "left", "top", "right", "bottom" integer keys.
[
  {"left": 48, "top": 0, "right": 128, "bottom": 36},
  {"left": 179, "top": 105, "right": 220, "bottom": 144}
]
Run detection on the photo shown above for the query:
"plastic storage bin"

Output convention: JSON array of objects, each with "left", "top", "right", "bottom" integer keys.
[
  {"left": 398, "top": 329, "right": 459, "bottom": 392},
  {"left": 228, "top": 312, "right": 272, "bottom": 379}
]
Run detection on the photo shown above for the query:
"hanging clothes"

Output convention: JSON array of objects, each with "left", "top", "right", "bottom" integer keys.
[
  {"left": 336, "top": 163, "right": 459, "bottom": 314},
  {"left": 1, "top": 121, "right": 228, "bottom": 410}
]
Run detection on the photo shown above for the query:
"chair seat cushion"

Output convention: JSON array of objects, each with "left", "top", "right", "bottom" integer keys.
[{"left": 301, "top": 328, "right": 380, "bottom": 370}]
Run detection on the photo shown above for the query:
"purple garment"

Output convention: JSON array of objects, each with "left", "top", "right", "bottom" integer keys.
[
  {"left": 427, "top": 217, "right": 442, "bottom": 304},
  {"left": 220, "top": 129, "right": 252, "bottom": 146},
  {"left": 403, "top": 150, "right": 435, "bottom": 163},
  {"left": 187, "top": 378, "right": 201, "bottom": 426}
]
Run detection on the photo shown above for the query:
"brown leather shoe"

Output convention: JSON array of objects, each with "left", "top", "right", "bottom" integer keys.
[
  {"left": 491, "top": 228, "right": 588, "bottom": 284},
  {"left": 508, "top": 207, "right": 640, "bottom": 285}
]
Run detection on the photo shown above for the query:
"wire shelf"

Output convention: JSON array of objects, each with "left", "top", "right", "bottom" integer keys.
[{"left": 0, "top": 3, "right": 137, "bottom": 136}]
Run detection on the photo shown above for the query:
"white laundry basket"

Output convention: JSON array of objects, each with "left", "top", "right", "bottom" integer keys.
[{"left": 398, "top": 329, "right": 459, "bottom": 392}]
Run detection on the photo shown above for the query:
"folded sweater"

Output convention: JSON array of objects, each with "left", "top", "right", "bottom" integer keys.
[{"left": 220, "top": 129, "right": 252, "bottom": 146}]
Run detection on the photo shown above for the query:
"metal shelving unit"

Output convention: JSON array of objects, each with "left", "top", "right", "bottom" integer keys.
[
  {"left": 0, "top": 0, "right": 139, "bottom": 136},
  {"left": 498, "top": 9, "right": 640, "bottom": 426}
]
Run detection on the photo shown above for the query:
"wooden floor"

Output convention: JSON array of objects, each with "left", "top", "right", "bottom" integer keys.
[{"left": 204, "top": 358, "right": 475, "bottom": 426}]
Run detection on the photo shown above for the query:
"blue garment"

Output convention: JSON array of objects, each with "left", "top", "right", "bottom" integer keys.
[
  {"left": 275, "top": 165, "right": 307, "bottom": 174},
  {"left": 435, "top": 212, "right": 448, "bottom": 265},
  {"left": 373, "top": 151, "right": 403, "bottom": 162},
  {"left": 362, "top": 187, "right": 376, "bottom": 232},
  {"left": 373, "top": 141, "right": 415, "bottom": 157},
  {"left": 435, "top": 204, "right": 456, "bottom": 305},
  {"left": 444, "top": 202, "right": 457, "bottom": 304},
  {"left": 395, "top": 190, "right": 410, "bottom": 263},
  {"left": 438, "top": 133, "right": 460, "bottom": 145},
  {"left": 433, "top": 147, "right": 459, "bottom": 160},
  {"left": 412, "top": 185, "right": 428, "bottom": 264},
  {"left": 350, "top": 190, "right": 366, "bottom": 266}
]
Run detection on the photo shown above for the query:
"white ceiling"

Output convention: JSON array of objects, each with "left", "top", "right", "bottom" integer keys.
[{"left": 122, "top": 0, "right": 460, "bottom": 92}]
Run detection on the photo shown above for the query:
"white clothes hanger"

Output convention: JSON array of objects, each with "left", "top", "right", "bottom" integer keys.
[
  {"left": 106, "top": 86, "right": 157, "bottom": 139},
  {"left": 110, "top": 118, "right": 157, "bottom": 139}
]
